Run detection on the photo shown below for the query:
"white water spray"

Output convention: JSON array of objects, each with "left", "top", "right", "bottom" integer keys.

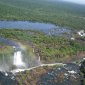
[{"left": 13, "top": 51, "right": 25, "bottom": 67}]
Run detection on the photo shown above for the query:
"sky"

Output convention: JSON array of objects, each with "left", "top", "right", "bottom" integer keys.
[{"left": 63, "top": 0, "right": 85, "bottom": 5}]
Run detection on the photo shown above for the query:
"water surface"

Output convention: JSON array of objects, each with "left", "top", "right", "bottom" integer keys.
[
  {"left": 0, "top": 21, "right": 70, "bottom": 34},
  {"left": 0, "top": 21, "right": 56, "bottom": 30}
]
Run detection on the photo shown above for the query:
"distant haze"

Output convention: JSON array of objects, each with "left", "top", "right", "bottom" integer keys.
[{"left": 62, "top": 0, "right": 85, "bottom": 5}]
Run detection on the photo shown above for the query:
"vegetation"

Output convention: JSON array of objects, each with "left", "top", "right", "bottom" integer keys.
[
  {"left": 0, "top": 45, "right": 14, "bottom": 57},
  {"left": 0, "top": 39, "right": 14, "bottom": 57},
  {"left": 16, "top": 66, "right": 62, "bottom": 85},
  {"left": 16, "top": 64, "right": 80, "bottom": 85},
  {"left": 0, "top": 45, "right": 13, "bottom": 53},
  {"left": 0, "top": 29, "right": 85, "bottom": 63},
  {"left": 16, "top": 66, "right": 52, "bottom": 85},
  {"left": 0, "top": 0, "right": 85, "bottom": 30}
]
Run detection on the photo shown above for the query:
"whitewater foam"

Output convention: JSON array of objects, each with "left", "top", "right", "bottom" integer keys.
[{"left": 13, "top": 51, "right": 26, "bottom": 67}]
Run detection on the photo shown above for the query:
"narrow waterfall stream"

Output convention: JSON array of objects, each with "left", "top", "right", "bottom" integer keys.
[{"left": 13, "top": 51, "right": 26, "bottom": 68}]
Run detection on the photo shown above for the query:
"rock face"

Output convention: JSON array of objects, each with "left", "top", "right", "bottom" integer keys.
[
  {"left": 0, "top": 71, "right": 16, "bottom": 85},
  {"left": 15, "top": 63, "right": 81, "bottom": 85},
  {"left": 38, "top": 63, "right": 80, "bottom": 85},
  {"left": 80, "top": 60, "right": 85, "bottom": 85},
  {"left": 77, "top": 30, "right": 85, "bottom": 37}
]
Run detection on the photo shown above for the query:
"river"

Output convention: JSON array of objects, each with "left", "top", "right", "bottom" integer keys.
[{"left": 0, "top": 21, "right": 70, "bottom": 35}]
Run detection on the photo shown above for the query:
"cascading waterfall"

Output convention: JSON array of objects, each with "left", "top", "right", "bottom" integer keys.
[{"left": 13, "top": 51, "right": 26, "bottom": 67}]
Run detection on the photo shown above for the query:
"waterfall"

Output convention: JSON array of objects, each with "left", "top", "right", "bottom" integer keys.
[{"left": 13, "top": 51, "right": 26, "bottom": 67}]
